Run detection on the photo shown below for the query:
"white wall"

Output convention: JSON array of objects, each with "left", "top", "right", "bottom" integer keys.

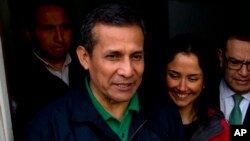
[{"left": 0, "top": 36, "right": 13, "bottom": 141}]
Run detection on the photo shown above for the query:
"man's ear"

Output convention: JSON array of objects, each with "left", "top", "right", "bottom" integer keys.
[
  {"left": 218, "top": 48, "right": 224, "bottom": 68},
  {"left": 76, "top": 45, "right": 90, "bottom": 70}
]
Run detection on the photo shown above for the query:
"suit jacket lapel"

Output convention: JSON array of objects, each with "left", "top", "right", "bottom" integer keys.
[{"left": 243, "top": 104, "right": 250, "bottom": 126}]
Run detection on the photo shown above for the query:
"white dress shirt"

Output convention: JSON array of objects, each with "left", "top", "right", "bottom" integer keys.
[
  {"left": 219, "top": 78, "right": 250, "bottom": 123},
  {"left": 34, "top": 51, "right": 71, "bottom": 85}
]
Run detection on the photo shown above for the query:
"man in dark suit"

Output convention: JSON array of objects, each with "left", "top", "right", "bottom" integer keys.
[
  {"left": 9, "top": 0, "right": 86, "bottom": 140},
  {"left": 212, "top": 24, "right": 250, "bottom": 127}
]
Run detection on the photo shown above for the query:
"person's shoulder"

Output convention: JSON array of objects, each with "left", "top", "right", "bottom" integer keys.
[
  {"left": 28, "top": 86, "right": 85, "bottom": 124},
  {"left": 208, "top": 107, "right": 225, "bottom": 118},
  {"left": 142, "top": 94, "right": 185, "bottom": 140},
  {"left": 207, "top": 108, "right": 230, "bottom": 139},
  {"left": 143, "top": 94, "right": 181, "bottom": 121},
  {"left": 25, "top": 88, "right": 81, "bottom": 140},
  {"left": 150, "top": 94, "right": 178, "bottom": 111}
]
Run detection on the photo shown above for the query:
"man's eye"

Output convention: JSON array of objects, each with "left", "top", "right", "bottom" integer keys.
[
  {"left": 41, "top": 25, "right": 54, "bottom": 31},
  {"left": 132, "top": 55, "right": 143, "bottom": 61},
  {"left": 106, "top": 55, "right": 118, "bottom": 60},
  {"left": 229, "top": 59, "right": 242, "bottom": 64},
  {"left": 61, "top": 24, "right": 71, "bottom": 29}
]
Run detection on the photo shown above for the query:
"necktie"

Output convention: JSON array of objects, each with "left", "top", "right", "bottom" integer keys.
[{"left": 229, "top": 94, "right": 243, "bottom": 125}]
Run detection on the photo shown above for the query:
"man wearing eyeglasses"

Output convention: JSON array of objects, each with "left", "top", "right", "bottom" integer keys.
[{"left": 214, "top": 24, "right": 250, "bottom": 127}]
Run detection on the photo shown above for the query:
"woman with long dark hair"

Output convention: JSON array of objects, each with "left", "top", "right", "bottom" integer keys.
[{"left": 163, "top": 33, "right": 229, "bottom": 141}]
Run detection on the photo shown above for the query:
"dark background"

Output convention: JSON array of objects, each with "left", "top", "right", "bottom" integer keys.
[{"left": 2, "top": 0, "right": 250, "bottom": 109}]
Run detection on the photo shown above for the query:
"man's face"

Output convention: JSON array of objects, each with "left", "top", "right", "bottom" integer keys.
[
  {"left": 32, "top": 5, "right": 72, "bottom": 62},
  {"left": 220, "top": 38, "right": 250, "bottom": 94},
  {"left": 80, "top": 24, "right": 144, "bottom": 105}
]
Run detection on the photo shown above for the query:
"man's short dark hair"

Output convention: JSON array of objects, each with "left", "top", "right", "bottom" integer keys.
[
  {"left": 220, "top": 22, "right": 250, "bottom": 52},
  {"left": 79, "top": 3, "right": 146, "bottom": 56},
  {"left": 22, "top": 0, "right": 75, "bottom": 31}
]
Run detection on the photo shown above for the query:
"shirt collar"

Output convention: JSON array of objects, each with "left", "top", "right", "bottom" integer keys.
[
  {"left": 33, "top": 51, "right": 71, "bottom": 68},
  {"left": 84, "top": 76, "right": 139, "bottom": 121},
  {"left": 220, "top": 78, "right": 250, "bottom": 101},
  {"left": 220, "top": 78, "right": 235, "bottom": 99}
]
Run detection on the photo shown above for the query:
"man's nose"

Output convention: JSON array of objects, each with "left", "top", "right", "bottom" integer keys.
[
  {"left": 117, "top": 59, "right": 134, "bottom": 77},
  {"left": 238, "top": 64, "right": 250, "bottom": 76},
  {"left": 54, "top": 27, "right": 64, "bottom": 42}
]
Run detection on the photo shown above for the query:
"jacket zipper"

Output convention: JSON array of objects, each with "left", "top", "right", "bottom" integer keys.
[{"left": 128, "top": 120, "right": 148, "bottom": 141}]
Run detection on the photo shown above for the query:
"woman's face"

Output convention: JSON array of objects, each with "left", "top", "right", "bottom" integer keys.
[{"left": 166, "top": 53, "right": 204, "bottom": 109}]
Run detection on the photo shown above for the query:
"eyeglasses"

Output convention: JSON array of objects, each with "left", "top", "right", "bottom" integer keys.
[{"left": 224, "top": 56, "right": 250, "bottom": 71}]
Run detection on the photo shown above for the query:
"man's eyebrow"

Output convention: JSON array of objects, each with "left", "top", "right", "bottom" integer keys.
[
  {"left": 104, "top": 50, "right": 122, "bottom": 56},
  {"left": 228, "top": 57, "right": 250, "bottom": 62}
]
